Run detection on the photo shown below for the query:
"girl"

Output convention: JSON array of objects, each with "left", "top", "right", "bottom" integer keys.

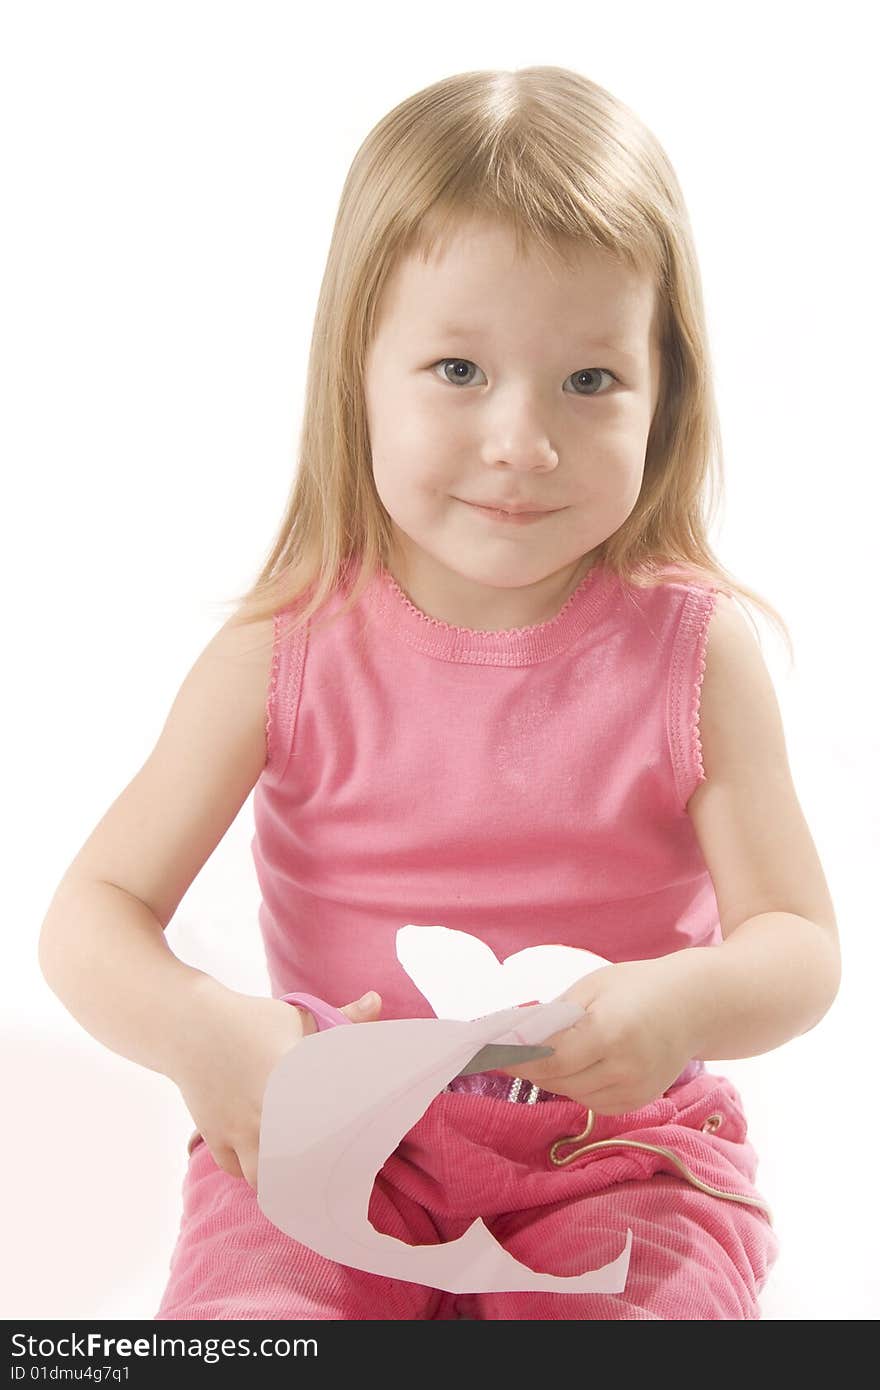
[{"left": 38, "top": 66, "right": 840, "bottom": 1320}]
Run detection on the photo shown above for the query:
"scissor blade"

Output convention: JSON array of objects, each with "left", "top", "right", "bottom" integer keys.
[{"left": 455, "top": 1042, "right": 555, "bottom": 1078}]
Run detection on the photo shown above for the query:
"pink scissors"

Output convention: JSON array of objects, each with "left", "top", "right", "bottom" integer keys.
[{"left": 281, "top": 992, "right": 555, "bottom": 1077}]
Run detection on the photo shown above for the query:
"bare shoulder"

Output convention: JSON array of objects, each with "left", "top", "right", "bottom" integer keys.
[
  {"left": 185, "top": 608, "right": 278, "bottom": 749},
  {"left": 201, "top": 609, "right": 277, "bottom": 682},
  {"left": 695, "top": 590, "right": 786, "bottom": 776}
]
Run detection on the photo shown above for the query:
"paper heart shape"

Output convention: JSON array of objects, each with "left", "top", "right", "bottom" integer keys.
[
  {"left": 396, "top": 924, "right": 611, "bottom": 1019},
  {"left": 258, "top": 1001, "right": 632, "bottom": 1293}
]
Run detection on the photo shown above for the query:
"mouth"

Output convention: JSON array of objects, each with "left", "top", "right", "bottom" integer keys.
[{"left": 458, "top": 499, "right": 563, "bottom": 523}]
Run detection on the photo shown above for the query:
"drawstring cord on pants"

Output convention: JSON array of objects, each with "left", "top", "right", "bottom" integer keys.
[{"left": 548, "top": 1108, "right": 774, "bottom": 1222}]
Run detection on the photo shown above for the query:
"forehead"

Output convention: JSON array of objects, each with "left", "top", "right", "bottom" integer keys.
[{"left": 378, "top": 218, "right": 656, "bottom": 349}]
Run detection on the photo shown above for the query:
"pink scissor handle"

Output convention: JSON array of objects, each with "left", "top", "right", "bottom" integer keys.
[{"left": 280, "top": 991, "right": 353, "bottom": 1033}]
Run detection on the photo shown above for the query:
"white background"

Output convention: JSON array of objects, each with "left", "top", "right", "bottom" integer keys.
[{"left": 2, "top": 0, "right": 877, "bottom": 1321}]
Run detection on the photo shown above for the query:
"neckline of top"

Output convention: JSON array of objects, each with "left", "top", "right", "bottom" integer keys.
[{"left": 366, "top": 560, "right": 617, "bottom": 666}]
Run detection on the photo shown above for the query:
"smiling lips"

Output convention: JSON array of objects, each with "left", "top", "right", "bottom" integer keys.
[
  {"left": 462, "top": 498, "right": 561, "bottom": 524},
  {"left": 472, "top": 501, "right": 556, "bottom": 514}
]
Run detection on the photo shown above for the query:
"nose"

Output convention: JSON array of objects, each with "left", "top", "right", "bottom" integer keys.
[
  {"left": 480, "top": 393, "right": 560, "bottom": 472},
  {"left": 483, "top": 441, "right": 559, "bottom": 472}
]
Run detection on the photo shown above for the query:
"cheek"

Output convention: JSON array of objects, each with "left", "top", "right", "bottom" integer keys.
[
  {"left": 371, "top": 455, "right": 449, "bottom": 521},
  {"left": 380, "top": 447, "right": 455, "bottom": 495},
  {"left": 369, "top": 454, "right": 406, "bottom": 515},
  {"left": 591, "top": 439, "right": 645, "bottom": 493}
]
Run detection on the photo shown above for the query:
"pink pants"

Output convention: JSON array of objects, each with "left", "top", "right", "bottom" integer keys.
[{"left": 154, "top": 1068, "right": 779, "bottom": 1320}]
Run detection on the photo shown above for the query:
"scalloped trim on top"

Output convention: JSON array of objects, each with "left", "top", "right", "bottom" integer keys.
[
  {"left": 691, "top": 593, "right": 716, "bottom": 787},
  {"left": 379, "top": 561, "right": 603, "bottom": 638},
  {"left": 264, "top": 609, "right": 282, "bottom": 769}
]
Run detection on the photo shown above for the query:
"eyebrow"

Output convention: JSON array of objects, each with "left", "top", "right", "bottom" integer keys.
[{"left": 432, "top": 324, "right": 640, "bottom": 360}]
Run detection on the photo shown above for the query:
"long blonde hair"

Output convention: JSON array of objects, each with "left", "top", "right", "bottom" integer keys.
[{"left": 217, "top": 66, "right": 793, "bottom": 666}]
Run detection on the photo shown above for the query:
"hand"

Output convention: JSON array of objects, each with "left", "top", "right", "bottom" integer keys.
[
  {"left": 173, "top": 988, "right": 383, "bottom": 1189},
  {"left": 496, "top": 957, "right": 699, "bottom": 1115}
]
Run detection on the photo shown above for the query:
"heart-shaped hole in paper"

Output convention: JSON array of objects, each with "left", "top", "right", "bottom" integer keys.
[{"left": 396, "top": 924, "right": 610, "bottom": 1019}]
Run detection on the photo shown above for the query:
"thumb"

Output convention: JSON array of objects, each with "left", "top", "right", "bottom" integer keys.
[{"left": 340, "top": 990, "right": 382, "bottom": 1023}]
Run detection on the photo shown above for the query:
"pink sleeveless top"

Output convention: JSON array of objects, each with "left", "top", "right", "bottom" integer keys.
[{"left": 251, "top": 559, "right": 723, "bottom": 1083}]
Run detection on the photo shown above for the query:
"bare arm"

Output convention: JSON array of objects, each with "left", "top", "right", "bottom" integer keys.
[
  {"left": 37, "top": 610, "right": 276, "bottom": 1083},
  {"left": 38, "top": 878, "right": 237, "bottom": 1081},
  {"left": 36, "top": 609, "right": 386, "bottom": 1187},
  {"left": 681, "top": 594, "right": 840, "bottom": 1059}
]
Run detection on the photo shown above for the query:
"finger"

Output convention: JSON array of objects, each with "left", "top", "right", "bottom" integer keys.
[
  {"left": 574, "top": 1086, "right": 636, "bottom": 1116},
  {"left": 499, "top": 1049, "right": 607, "bottom": 1087},
  {"left": 503, "top": 1016, "right": 600, "bottom": 1083},
  {"left": 340, "top": 990, "right": 383, "bottom": 1022}
]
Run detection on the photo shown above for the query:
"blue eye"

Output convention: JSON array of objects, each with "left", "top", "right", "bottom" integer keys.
[
  {"left": 567, "top": 367, "right": 618, "bottom": 396},
  {"left": 431, "top": 359, "right": 617, "bottom": 395},
  {"left": 434, "top": 358, "right": 484, "bottom": 386}
]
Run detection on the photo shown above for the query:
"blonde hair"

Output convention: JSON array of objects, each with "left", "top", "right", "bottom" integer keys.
[{"left": 216, "top": 65, "right": 793, "bottom": 666}]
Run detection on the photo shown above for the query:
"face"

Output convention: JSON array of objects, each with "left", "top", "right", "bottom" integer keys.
[{"left": 364, "top": 216, "right": 661, "bottom": 630}]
